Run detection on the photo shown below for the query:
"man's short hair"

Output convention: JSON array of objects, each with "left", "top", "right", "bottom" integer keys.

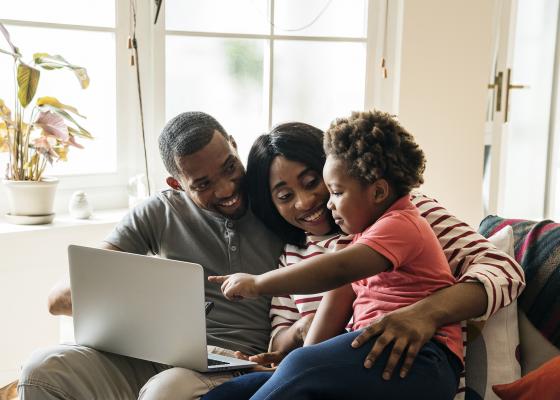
[{"left": 158, "top": 112, "right": 229, "bottom": 177}]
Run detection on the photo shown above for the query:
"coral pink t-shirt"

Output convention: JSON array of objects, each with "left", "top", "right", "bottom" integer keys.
[{"left": 351, "top": 195, "right": 463, "bottom": 363}]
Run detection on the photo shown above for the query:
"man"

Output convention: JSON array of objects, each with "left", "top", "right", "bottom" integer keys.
[{"left": 18, "top": 112, "right": 284, "bottom": 399}]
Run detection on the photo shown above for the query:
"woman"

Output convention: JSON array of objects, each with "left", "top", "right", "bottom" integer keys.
[{"left": 203, "top": 121, "right": 524, "bottom": 399}]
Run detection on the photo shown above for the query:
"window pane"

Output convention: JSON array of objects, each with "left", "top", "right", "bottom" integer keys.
[
  {"left": 166, "top": 36, "right": 266, "bottom": 162},
  {"left": 166, "top": 0, "right": 270, "bottom": 35},
  {"left": 0, "top": 25, "right": 116, "bottom": 176},
  {"left": 272, "top": 41, "right": 365, "bottom": 130},
  {"left": 2, "top": 0, "right": 115, "bottom": 28},
  {"left": 274, "top": 0, "right": 367, "bottom": 37}
]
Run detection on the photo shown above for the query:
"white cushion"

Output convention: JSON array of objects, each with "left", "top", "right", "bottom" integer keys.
[{"left": 465, "top": 226, "right": 521, "bottom": 400}]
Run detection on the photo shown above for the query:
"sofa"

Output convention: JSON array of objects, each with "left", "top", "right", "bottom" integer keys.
[
  {"left": 1, "top": 215, "right": 558, "bottom": 400},
  {"left": 465, "top": 216, "right": 560, "bottom": 399}
]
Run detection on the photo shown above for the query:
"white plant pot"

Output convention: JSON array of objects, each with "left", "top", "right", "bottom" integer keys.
[{"left": 2, "top": 177, "right": 59, "bottom": 222}]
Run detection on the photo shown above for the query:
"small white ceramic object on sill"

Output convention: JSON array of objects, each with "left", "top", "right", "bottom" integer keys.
[
  {"left": 69, "top": 191, "right": 93, "bottom": 219},
  {"left": 2, "top": 177, "right": 59, "bottom": 225},
  {"left": 128, "top": 173, "right": 149, "bottom": 209}
]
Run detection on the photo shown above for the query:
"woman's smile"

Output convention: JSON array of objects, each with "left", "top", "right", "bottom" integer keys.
[{"left": 299, "top": 205, "right": 328, "bottom": 225}]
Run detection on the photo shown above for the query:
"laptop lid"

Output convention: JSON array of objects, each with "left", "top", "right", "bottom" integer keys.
[{"left": 68, "top": 245, "right": 209, "bottom": 370}]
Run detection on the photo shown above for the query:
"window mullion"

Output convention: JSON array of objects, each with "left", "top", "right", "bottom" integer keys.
[{"left": 267, "top": 0, "right": 275, "bottom": 129}]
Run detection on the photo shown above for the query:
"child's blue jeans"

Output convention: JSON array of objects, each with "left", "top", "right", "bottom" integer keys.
[{"left": 202, "top": 330, "right": 461, "bottom": 400}]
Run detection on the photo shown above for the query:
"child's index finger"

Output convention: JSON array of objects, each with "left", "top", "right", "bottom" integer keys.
[{"left": 208, "top": 275, "right": 228, "bottom": 283}]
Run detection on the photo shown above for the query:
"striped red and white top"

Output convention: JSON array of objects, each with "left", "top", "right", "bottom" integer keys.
[
  {"left": 269, "top": 232, "right": 354, "bottom": 341},
  {"left": 269, "top": 192, "right": 525, "bottom": 398}
]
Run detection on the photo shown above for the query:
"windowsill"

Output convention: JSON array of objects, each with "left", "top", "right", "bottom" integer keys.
[{"left": 0, "top": 208, "right": 128, "bottom": 235}]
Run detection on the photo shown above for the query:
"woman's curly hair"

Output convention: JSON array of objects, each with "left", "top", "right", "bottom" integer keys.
[{"left": 324, "top": 110, "right": 426, "bottom": 196}]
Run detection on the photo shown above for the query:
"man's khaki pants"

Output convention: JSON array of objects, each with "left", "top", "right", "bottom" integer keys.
[{"left": 18, "top": 344, "right": 241, "bottom": 400}]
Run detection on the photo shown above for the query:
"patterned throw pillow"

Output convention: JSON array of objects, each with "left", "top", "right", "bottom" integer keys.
[
  {"left": 465, "top": 226, "right": 521, "bottom": 400},
  {"left": 478, "top": 216, "right": 560, "bottom": 348}
]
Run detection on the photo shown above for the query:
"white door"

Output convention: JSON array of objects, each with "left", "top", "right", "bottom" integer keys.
[{"left": 485, "top": 0, "right": 560, "bottom": 220}]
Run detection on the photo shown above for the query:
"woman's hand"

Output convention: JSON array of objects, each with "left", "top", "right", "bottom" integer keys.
[
  {"left": 249, "top": 351, "right": 286, "bottom": 368},
  {"left": 234, "top": 351, "right": 283, "bottom": 370},
  {"left": 350, "top": 304, "right": 438, "bottom": 380},
  {"left": 208, "top": 273, "right": 259, "bottom": 300}
]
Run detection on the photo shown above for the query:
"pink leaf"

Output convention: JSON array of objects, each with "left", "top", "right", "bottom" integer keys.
[
  {"left": 68, "top": 135, "right": 84, "bottom": 149},
  {"left": 35, "top": 111, "right": 69, "bottom": 141},
  {"left": 33, "top": 136, "right": 57, "bottom": 162}
]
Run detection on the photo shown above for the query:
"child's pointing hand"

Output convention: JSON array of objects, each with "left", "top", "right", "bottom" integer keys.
[{"left": 208, "top": 273, "right": 260, "bottom": 300}]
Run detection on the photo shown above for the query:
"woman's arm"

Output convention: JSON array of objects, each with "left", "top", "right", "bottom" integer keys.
[
  {"left": 266, "top": 251, "right": 320, "bottom": 354},
  {"left": 270, "top": 314, "right": 315, "bottom": 352},
  {"left": 304, "top": 284, "right": 356, "bottom": 346},
  {"left": 411, "top": 193, "right": 525, "bottom": 319},
  {"left": 268, "top": 292, "right": 316, "bottom": 353}
]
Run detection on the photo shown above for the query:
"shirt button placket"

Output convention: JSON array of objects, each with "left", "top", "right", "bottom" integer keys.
[{"left": 226, "top": 220, "right": 241, "bottom": 271}]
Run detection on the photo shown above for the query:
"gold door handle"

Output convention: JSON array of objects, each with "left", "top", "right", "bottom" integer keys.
[
  {"left": 488, "top": 71, "right": 504, "bottom": 112},
  {"left": 505, "top": 68, "right": 529, "bottom": 122}
]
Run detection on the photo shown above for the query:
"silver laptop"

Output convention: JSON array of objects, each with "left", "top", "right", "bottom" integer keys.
[{"left": 68, "top": 245, "right": 256, "bottom": 372}]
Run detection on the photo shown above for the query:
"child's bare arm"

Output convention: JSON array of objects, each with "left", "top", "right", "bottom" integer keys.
[
  {"left": 209, "top": 244, "right": 391, "bottom": 299},
  {"left": 304, "top": 284, "right": 356, "bottom": 346}
]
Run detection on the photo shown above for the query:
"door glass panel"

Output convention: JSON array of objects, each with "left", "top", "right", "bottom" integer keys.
[{"left": 501, "top": 0, "right": 559, "bottom": 220}]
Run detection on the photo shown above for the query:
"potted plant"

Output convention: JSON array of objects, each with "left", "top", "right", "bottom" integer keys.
[{"left": 0, "top": 22, "right": 92, "bottom": 224}]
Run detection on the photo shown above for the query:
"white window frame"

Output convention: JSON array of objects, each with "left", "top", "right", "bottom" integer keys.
[
  {"left": 0, "top": 1, "right": 141, "bottom": 214},
  {"left": 144, "top": 0, "right": 400, "bottom": 186},
  {"left": 1, "top": 0, "right": 404, "bottom": 214}
]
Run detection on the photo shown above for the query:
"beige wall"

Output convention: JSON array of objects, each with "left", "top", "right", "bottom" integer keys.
[
  {"left": 397, "top": 0, "right": 494, "bottom": 227},
  {"left": 0, "top": 220, "right": 118, "bottom": 385}
]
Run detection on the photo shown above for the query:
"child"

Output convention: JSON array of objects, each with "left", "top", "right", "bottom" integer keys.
[{"left": 209, "top": 110, "right": 463, "bottom": 400}]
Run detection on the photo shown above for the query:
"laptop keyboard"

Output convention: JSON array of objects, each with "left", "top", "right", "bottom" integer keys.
[{"left": 208, "top": 358, "right": 230, "bottom": 366}]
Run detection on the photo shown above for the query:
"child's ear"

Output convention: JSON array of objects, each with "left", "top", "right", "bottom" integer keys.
[{"left": 372, "top": 179, "right": 390, "bottom": 202}]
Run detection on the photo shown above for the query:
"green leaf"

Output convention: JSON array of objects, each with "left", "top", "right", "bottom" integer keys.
[
  {"left": 68, "top": 126, "right": 93, "bottom": 141},
  {"left": 33, "top": 53, "right": 68, "bottom": 69},
  {"left": 37, "top": 97, "right": 85, "bottom": 118},
  {"left": 73, "top": 67, "right": 90, "bottom": 89},
  {"left": 33, "top": 53, "right": 90, "bottom": 89},
  {"left": 17, "top": 62, "right": 40, "bottom": 108},
  {"left": 57, "top": 110, "right": 93, "bottom": 139}
]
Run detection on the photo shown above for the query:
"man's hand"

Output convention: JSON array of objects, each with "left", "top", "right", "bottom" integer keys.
[
  {"left": 208, "top": 273, "right": 259, "bottom": 300},
  {"left": 351, "top": 304, "right": 438, "bottom": 380}
]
